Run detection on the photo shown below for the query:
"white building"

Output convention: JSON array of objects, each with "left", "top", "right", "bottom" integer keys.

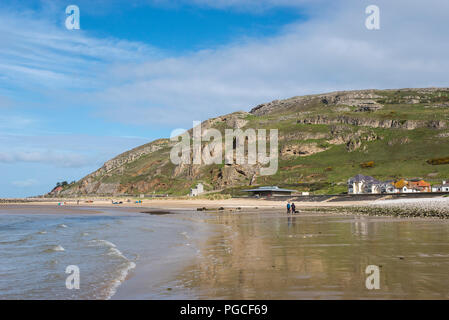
[
  {"left": 401, "top": 186, "right": 412, "bottom": 193},
  {"left": 190, "top": 183, "right": 204, "bottom": 197},
  {"left": 348, "top": 174, "right": 381, "bottom": 194},
  {"left": 432, "top": 181, "right": 449, "bottom": 192}
]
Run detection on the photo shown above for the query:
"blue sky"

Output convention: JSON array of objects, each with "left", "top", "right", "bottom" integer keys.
[{"left": 1, "top": 0, "right": 449, "bottom": 197}]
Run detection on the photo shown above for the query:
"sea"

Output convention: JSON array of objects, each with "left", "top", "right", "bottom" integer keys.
[{"left": 0, "top": 206, "right": 208, "bottom": 299}]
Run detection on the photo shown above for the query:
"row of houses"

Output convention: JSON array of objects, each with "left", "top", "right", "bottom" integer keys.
[{"left": 348, "top": 174, "right": 449, "bottom": 194}]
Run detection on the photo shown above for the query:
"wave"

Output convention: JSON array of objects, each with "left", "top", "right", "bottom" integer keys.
[
  {"left": 44, "top": 245, "right": 65, "bottom": 253},
  {"left": 105, "top": 261, "right": 136, "bottom": 300},
  {"left": 0, "top": 234, "right": 33, "bottom": 245},
  {"left": 58, "top": 224, "right": 68, "bottom": 228},
  {"left": 88, "top": 238, "right": 137, "bottom": 299},
  {"left": 99, "top": 242, "right": 137, "bottom": 299},
  {"left": 89, "top": 239, "right": 116, "bottom": 248},
  {"left": 138, "top": 227, "right": 154, "bottom": 232},
  {"left": 107, "top": 247, "right": 128, "bottom": 260},
  {"left": 180, "top": 231, "right": 190, "bottom": 239}
]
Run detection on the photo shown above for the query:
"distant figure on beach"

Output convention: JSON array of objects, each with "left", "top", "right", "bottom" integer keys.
[
  {"left": 291, "top": 203, "right": 296, "bottom": 214},
  {"left": 287, "top": 202, "right": 291, "bottom": 214}
]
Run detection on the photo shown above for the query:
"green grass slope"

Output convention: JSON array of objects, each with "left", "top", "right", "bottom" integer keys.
[{"left": 54, "top": 88, "right": 449, "bottom": 196}]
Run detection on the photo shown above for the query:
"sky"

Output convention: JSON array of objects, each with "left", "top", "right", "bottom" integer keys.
[{"left": 1, "top": 0, "right": 449, "bottom": 197}]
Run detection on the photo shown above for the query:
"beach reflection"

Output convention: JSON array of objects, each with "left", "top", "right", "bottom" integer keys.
[{"left": 178, "top": 211, "right": 449, "bottom": 299}]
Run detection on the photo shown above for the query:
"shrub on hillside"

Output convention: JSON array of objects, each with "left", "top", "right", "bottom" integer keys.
[
  {"left": 426, "top": 157, "right": 449, "bottom": 165},
  {"left": 360, "top": 161, "right": 375, "bottom": 168}
]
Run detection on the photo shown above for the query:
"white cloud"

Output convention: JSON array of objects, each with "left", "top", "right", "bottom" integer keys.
[
  {"left": 91, "top": 0, "right": 449, "bottom": 125},
  {"left": 0, "top": 133, "right": 151, "bottom": 169},
  {"left": 0, "top": 115, "right": 36, "bottom": 130},
  {"left": 12, "top": 179, "right": 38, "bottom": 187},
  {"left": 2, "top": 0, "right": 449, "bottom": 128},
  {"left": 0, "top": 9, "right": 158, "bottom": 92},
  {"left": 0, "top": 150, "right": 92, "bottom": 168}
]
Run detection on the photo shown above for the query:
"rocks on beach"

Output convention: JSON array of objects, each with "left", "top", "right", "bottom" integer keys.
[{"left": 304, "top": 197, "right": 449, "bottom": 219}]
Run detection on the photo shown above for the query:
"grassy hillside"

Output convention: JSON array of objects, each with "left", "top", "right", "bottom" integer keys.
[{"left": 53, "top": 88, "right": 449, "bottom": 197}]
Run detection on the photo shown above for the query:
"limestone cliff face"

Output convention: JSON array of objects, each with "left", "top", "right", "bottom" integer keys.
[
  {"left": 50, "top": 88, "right": 449, "bottom": 196},
  {"left": 91, "top": 140, "right": 167, "bottom": 178},
  {"left": 297, "top": 115, "right": 446, "bottom": 130},
  {"left": 250, "top": 88, "right": 449, "bottom": 116},
  {"left": 250, "top": 90, "right": 384, "bottom": 116}
]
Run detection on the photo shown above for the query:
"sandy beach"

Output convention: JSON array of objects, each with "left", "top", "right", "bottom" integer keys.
[
  {"left": 1, "top": 199, "right": 449, "bottom": 299},
  {"left": 1, "top": 197, "right": 379, "bottom": 210}
]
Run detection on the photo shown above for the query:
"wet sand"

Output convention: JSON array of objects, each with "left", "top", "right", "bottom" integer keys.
[
  {"left": 3, "top": 203, "right": 449, "bottom": 299},
  {"left": 0, "top": 205, "right": 104, "bottom": 215},
  {"left": 114, "top": 209, "right": 449, "bottom": 299},
  {"left": 1, "top": 198, "right": 377, "bottom": 210}
]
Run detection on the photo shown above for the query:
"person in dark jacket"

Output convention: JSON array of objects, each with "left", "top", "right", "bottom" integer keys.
[{"left": 291, "top": 203, "right": 296, "bottom": 214}]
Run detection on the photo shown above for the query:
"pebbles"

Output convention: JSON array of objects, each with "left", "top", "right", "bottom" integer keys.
[
  {"left": 349, "top": 206, "right": 449, "bottom": 219},
  {"left": 303, "top": 198, "right": 449, "bottom": 219},
  {"left": 365, "top": 198, "right": 449, "bottom": 219}
]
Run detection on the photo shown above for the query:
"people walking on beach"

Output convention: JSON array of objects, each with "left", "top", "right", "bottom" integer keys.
[
  {"left": 287, "top": 202, "right": 291, "bottom": 214},
  {"left": 291, "top": 202, "right": 296, "bottom": 214}
]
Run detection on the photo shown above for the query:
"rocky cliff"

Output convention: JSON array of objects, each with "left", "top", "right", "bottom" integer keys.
[{"left": 50, "top": 88, "right": 449, "bottom": 196}]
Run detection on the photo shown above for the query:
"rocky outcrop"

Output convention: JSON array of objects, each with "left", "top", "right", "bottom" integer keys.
[
  {"left": 354, "top": 104, "right": 383, "bottom": 112},
  {"left": 250, "top": 89, "right": 385, "bottom": 115},
  {"left": 95, "top": 183, "right": 120, "bottom": 195},
  {"left": 346, "top": 138, "right": 362, "bottom": 152},
  {"left": 281, "top": 143, "right": 328, "bottom": 158},
  {"left": 251, "top": 88, "right": 449, "bottom": 116},
  {"left": 280, "top": 131, "right": 328, "bottom": 141},
  {"left": 90, "top": 139, "right": 168, "bottom": 179},
  {"left": 298, "top": 115, "right": 446, "bottom": 130},
  {"left": 199, "top": 111, "right": 249, "bottom": 130},
  {"left": 388, "top": 137, "right": 411, "bottom": 146},
  {"left": 213, "top": 164, "right": 258, "bottom": 187},
  {"left": 327, "top": 125, "right": 381, "bottom": 152},
  {"left": 321, "top": 92, "right": 383, "bottom": 111},
  {"left": 437, "top": 132, "right": 449, "bottom": 138}
]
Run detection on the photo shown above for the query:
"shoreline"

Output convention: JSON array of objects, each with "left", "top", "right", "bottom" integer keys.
[
  {"left": 0, "top": 197, "right": 387, "bottom": 209},
  {"left": 2, "top": 196, "right": 449, "bottom": 219}
]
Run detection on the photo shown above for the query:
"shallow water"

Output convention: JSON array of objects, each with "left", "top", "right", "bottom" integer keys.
[
  {"left": 174, "top": 212, "right": 449, "bottom": 299},
  {"left": 0, "top": 206, "right": 203, "bottom": 299},
  {"left": 1, "top": 207, "right": 449, "bottom": 299}
]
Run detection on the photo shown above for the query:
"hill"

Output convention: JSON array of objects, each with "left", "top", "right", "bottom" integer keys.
[{"left": 50, "top": 88, "right": 449, "bottom": 197}]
